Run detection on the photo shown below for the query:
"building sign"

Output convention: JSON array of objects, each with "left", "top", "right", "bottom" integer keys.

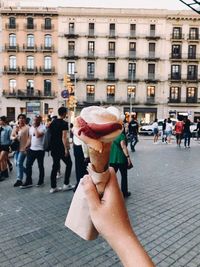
[
  {"left": 61, "top": 89, "right": 69, "bottom": 99},
  {"left": 26, "top": 101, "right": 41, "bottom": 120}
]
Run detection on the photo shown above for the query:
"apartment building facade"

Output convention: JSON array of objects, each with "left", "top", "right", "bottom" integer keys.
[
  {"left": 0, "top": 2, "right": 58, "bottom": 121},
  {"left": 0, "top": 2, "right": 200, "bottom": 122},
  {"left": 58, "top": 7, "right": 200, "bottom": 123}
]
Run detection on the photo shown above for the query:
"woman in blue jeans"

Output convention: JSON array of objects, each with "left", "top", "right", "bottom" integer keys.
[{"left": 11, "top": 114, "right": 29, "bottom": 187}]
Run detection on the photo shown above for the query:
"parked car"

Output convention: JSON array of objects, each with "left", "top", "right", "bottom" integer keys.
[{"left": 139, "top": 119, "right": 177, "bottom": 135}]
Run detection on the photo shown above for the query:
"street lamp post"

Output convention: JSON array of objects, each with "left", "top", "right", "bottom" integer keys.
[{"left": 74, "top": 71, "right": 77, "bottom": 116}]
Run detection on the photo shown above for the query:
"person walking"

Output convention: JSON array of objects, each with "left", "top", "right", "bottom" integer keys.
[
  {"left": 11, "top": 114, "right": 29, "bottom": 187},
  {"left": 0, "top": 116, "right": 12, "bottom": 181},
  {"left": 183, "top": 117, "right": 191, "bottom": 148},
  {"left": 128, "top": 115, "right": 139, "bottom": 152},
  {"left": 165, "top": 118, "right": 173, "bottom": 144},
  {"left": 20, "top": 115, "right": 46, "bottom": 188},
  {"left": 161, "top": 119, "right": 167, "bottom": 143},
  {"left": 49, "top": 107, "right": 74, "bottom": 193},
  {"left": 196, "top": 119, "right": 200, "bottom": 141},
  {"left": 152, "top": 119, "right": 159, "bottom": 144},
  {"left": 174, "top": 117, "right": 184, "bottom": 147},
  {"left": 109, "top": 129, "right": 133, "bottom": 198}
]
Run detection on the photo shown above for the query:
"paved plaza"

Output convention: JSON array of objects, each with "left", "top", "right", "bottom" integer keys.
[{"left": 0, "top": 137, "right": 200, "bottom": 267}]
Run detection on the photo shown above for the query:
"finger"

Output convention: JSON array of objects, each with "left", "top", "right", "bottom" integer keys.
[{"left": 82, "top": 175, "right": 100, "bottom": 211}]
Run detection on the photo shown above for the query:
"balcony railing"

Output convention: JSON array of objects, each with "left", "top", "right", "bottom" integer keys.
[
  {"left": 64, "top": 32, "right": 79, "bottom": 38},
  {"left": 129, "top": 51, "right": 136, "bottom": 58},
  {"left": 87, "top": 51, "right": 95, "bottom": 57},
  {"left": 22, "top": 44, "right": 37, "bottom": 52},
  {"left": 168, "top": 98, "right": 181, "bottom": 103},
  {"left": 129, "top": 31, "right": 136, "bottom": 38},
  {"left": 188, "top": 34, "right": 199, "bottom": 40},
  {"left": 2, "top": 89, "right": 55, "bottom": 99},
  {"left": 5, "top": 44, "right": 19, "bottom": 52},
  {"left": 5, "top": 23, "right": 18, "bottom": 30},
  {"left": 109, "top": 30, "right": 116, "bottom": 38},
  {"left": 86, "top": 95, "right": 95, "bottom": 103},
  {"left": 40, "top": 44, "right": 55, "bottom": 52},
  {"left": 186, "top": 97, "right": 197, "bottom": 103},
  {"left": 22, "top": 66, "right": 38, "bottom": 74},
  {"left": 171, "top": 33, "right": 184, "bottom": 40},
  {"left": 169, "top": 74, "right": 182, "bottom": 80},
  {"left": 25, "top": 23, "right": 37, "bottom": 30},
  {"left": 3, "top": 66, "right": 20, "bottom": 74},
  {"left": 39, "top": 66, "right": 56, "bottom": 75},
  {"left": 107, "top": 95, "right": 115, "bottom": 103},
  {"left": 146, "top": 97, "right": 155, "bottom": 104},
  {"left": 170, "top": 53, "right": 182, "bottom": 59},
  {"left": 108, "top": 51, "right": 116, "bottom": 57},
  {"left": 88, "top": 30, "right": 95, "bottom": 37},
  {"left": 187, "top": 75, "right": 198, "bottom": 80},
  {"left": 41, "top": 24, "right": 54, "bottom": 30}
]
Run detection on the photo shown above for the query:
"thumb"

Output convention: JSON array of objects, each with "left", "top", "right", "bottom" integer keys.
[{"left": 82, "top": 175, "right": 100, "bottom": 212}]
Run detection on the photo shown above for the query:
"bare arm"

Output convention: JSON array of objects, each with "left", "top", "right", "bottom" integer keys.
[
  {"left": 120, "top": 140, "right": 132, "bottom": 166},
  {"left": 82, "top": 169, "right": 154, "bottom": 267},
  {"left": 11, "top": 127, "right": 19, "bottom": 141},
  {"left": 62, "top": 130, "right": 70, "bottom": 155}
]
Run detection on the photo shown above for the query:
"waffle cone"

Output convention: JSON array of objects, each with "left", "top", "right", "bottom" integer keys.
[{"left": 89, "top": 142, "right": 111, "bottom": 173}]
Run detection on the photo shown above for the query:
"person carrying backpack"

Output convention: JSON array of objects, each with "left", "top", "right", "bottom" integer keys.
[{"left": 174, "top": 117, "right": 184, "bottom": 147}]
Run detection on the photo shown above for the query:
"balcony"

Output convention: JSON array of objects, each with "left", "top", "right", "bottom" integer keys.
[
  {"left": 146, "top": 31, "right": 160, "bottom": 40},
  {"left": 64, "top": 31, "right": 79, "bottom": 38},
  {"left": 107, "top": 96, "right": 115, "bottom": 103},
  {"left": 22, "top": 44, "right": 38, "bottom": 52},
  {"left": 5, "top": 44, "right": 19, "bottom": 52},
  {"left": 186, "top": 97, "right": 197, "bottom": 103},
  {"left": 128, "top": 51, "right": 137, "bottom": 59},
  {"left": 86, "top": 95, "right": 95, "bottom": 103},
  {"left": 171, "top": 33, "right": 184, "bottom": 41},
  {"left": 40, "top": 45, "right": 55, "bottom": 52},
  {"left": 107, "top": 30, "right": 117, "bottom": 39},
  {"left": 86, "top": 51, "right": 96, "bottom": 59},
  {"left": 39, "top": 66, "right": 56, "bottom": 75},
  {"left": 128, "top": 31, "right": 136, "bottom": 39},
  {"left": 170, "top": 53, "right": 182, "bottom": 60},
  {"left": 168, "top": 98, "right": 181, "bottom": 103},
  {"left": 86, "top": 30, "right": 96, "bottom": 38},
  {"left": 145, "top": 52, "right": 159, "bottom": 61},
  {"left": 146, "top": 97, "right": 155, "bottom": 104},
  {"left": 169, "top": 74, "right": 182, "bottom": 81},
  {"left": 84, "top": 75, "right": 98, "bottom": 82},
  {"left": 186, "top": 75, "right": 198, "bottom": 82},
  {"left": 3, "top": 66, "right": 20, "bottom": 74},
  {"left": 2, "top": 89, "right": 56, "bottom": 99},
  {"left": 105, "top": 74, "right": 118, "bottom": 82},
  {"left": 106, "top": 51, "right": 117, "bottom": 59},
  {"left": 144, "top": 74, "right": 159, "bottom": 83},
  {"left": 41, "top": 24, "right": 54, "bottom": 31},
  {"left": 5, "top": 23, "right": 18, "bottom": 30},
  {"left": 22, "top": 66, "right": 38, "bottom": 74},
  {"left": 187, "top": 34, "right": 199, "bottom": 41},
  {"left": 25, "top": 24, "right": 37, "bottom": 30},
  {"left": 65, "top": 50, "right": 79, "bottom": 59}
]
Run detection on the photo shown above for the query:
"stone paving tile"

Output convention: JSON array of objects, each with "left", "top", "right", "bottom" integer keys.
[{"left": 1, "top": 138, "right": 200, "bottom": 266}]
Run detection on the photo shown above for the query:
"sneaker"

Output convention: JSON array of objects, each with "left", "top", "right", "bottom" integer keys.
[
  {"left": 62, "top": 183, "right": 75, "bottom": 191},
  {"left": 56, "top": 173, "right": 62, "bottom": 179},
  {"left": 14, "top": 180, "right": 23, "bottom": 187},
  {"left": 49, "top": 187, "right": 62, "bottom": 194},
  {"left": 36, "top": 182, "right": 44, "bottom": 187},
  {"left": 123, "top": 191, "right": 131, "bottom": 198},
  {"left": 20, "top": 182, "right": 33, "bottom": 189}
]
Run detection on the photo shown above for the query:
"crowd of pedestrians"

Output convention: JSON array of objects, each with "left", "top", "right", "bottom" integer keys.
[{"left": 0, "top": 107, "right": 138, "bottom": 198}]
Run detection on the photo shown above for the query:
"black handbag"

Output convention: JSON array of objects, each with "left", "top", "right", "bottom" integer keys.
[{"left": 10, "top": 139, "right": 20, "bottom": 151}]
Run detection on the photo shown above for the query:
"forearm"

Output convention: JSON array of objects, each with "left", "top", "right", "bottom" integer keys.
[{"left": 109, "top": 230, "right": 154, "bottom": 267}]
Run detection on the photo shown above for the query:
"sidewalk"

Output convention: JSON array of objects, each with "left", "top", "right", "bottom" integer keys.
[{"left": 0, "top": 139, "right": 200, "bottom": 266}]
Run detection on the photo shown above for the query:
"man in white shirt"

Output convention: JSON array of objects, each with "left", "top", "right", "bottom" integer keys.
[{"left": 21, "top": 115, "right": 46, "bottom": 188}]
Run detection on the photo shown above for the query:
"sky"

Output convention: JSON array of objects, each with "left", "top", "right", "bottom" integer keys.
[{"left": 18, "top": 0, "right": 190, "bottom": 10}]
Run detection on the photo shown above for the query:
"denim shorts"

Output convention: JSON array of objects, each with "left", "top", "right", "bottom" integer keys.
[{"left": 166, "top": 131, "right": 172, "bottom": 137}]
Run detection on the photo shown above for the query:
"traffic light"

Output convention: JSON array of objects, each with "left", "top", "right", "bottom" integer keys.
[
  {"left": 64, "top": 74, "right": 73, "bottom": 93},
  {"left": 67, "top": 95, "right": 77, "bottom": 109}
]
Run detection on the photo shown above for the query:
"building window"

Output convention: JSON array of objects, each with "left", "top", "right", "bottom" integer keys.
[
  {"left": 149, "top": 43, "right": 155, "bottom": 58},
  {"left": 87, "top": 62, "right": 95, "bottom": 79},
  {"left": 27, "top": 56, "right": 34, "bottom": 70},
  {"left": 44, "top": 18, "right": 51, "bottom": 30},
  {"left": 9, "top": 17, "right": 16, "bottom": 29},
  {"left": 69, "top": 23, "right": 74, "bottom": 34},
  {"left": 150, "top": 24, "right": 155, "bottom": 36},
  {"left": 9, "top": 56, "right": 16, "bottom": 69},
  {"left": 44, "top": 80, "right": 51, "bottom": 96},
  {"left": 67, "top": 62, "right": 75, "bottom": 75},
  {"left": 109, "top": 23, "right": 115, "bottom": 36},
  {"left": 27, "top": 34, "right": 34, "bottom": 48},
  {"left": 129, "top": 42, "right": 136, "bottom": 57},
  {"left": 68, "top": 41, "right": 75, "bottom": 56},
  {"left": 128, "top": 63, "right": 136, "bottom": 80},
  {"left": 148, "top": 64, "right": 155, "bottom": 79},
  {"left": 127, "top": 86, "right": 136, "bottom": 99},
  {"left": 9, "top": 34, "right": 16, "bottom": 47},
  {"left": 107, "top": 85, "right": 115, "bottom": 102},
  {"left": 170, "top": 87, "right": 180, "bottom": 103},
  {"left": 171, "top": 65, "right": 181, "bottom": 79},
  {"left": 172, "top": 44, "right": 181, "bottom": 59},
  {"left": 44, "top": 34, "right": 52, "bottom": 48},
  {"left": 89, "top": 23, "right": 94, "bottom": 36},
  {"left": 187, "top": 87, "right": 197, "bottom": 103},
  {"left": 88, "top": 41, "right": 95, "bottom": 56},
  {"left": 27, "top": 17, "right": 34, "bottom": 29},
  {"left": 86, "top": 85, "right": 95, "bottom": 102},
  {"left": 172, "top": 27, "right": 182, "bottom": 39},
  {"left": 9, "top": 79, "right": 16, "bottom": 93},
  {"left": 108, "top": 63, "right": 115, "bottom": 79},
  {"left": 27, "top": 79, "right": 34, "bottom": 95},
  {"left": 189, "top": 28, "right": 199, "bottom": 40},
  {"left": 130, "top": 24, "right": 136, "bottom": 37},
  {"left": 44, "top": 56, "right": 51, "bottom": 70},
  {"left": 187, "top": 65, "right": 198, "bottom": 80},
  {"left": 188, "top": 45, "right": 196, "bottom": 59},
  {"left": 147, "top": 86, "right": 155, "bottom": 99},
  {"left": 108, "top": 42, "right": 115, "bottom": 57}
]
